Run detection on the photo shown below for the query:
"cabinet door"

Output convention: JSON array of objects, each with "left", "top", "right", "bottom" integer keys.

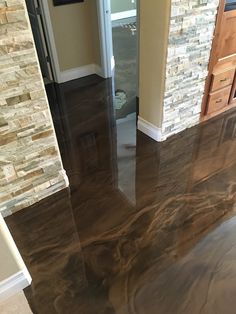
[
  {"left": 207, "top": 86, "right": 232, "bottom": 114},
  {"left": 211, "top": 68, "right": 235, "bottom": 92},
  {"left": 219, "top": 10, "right": 236, "bottom": 58}
]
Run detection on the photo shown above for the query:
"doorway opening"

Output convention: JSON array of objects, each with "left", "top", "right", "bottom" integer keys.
[
  {"left": 25, "top": 0, "right": 53, "bottom": 83},
  {"left": 25, "top": 0, "right": 139, "bottom": 205},
  {"left": 97, "top": 0, "right": 139, "bottom": 121},
  {"left": 25, "top": 0, "right": 61, "bottom": 84},
  {"left": 111, "top": 0, "right": 138, "bottom": 120},
  {"left": 26, "top": 0, "right": 139, "bottom": 114}
]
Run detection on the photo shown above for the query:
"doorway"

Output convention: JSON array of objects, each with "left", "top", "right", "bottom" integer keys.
[
  {"left": 97, "top": 0, "right": 138, "bottom": 204},
  {"left": 97, "top": 0, "right": 139, "bottom": 120},
  {"left": 25, "top": 0, "right": 54, "bottom": 82},
  {"left": 111, "top": 0, "right": 138, "bottom": 119}
]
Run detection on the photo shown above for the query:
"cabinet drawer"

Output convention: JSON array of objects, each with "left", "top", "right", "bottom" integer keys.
[
  {"left": 207, "top": 86, "right": 232, "bottom": 114},
  {"left": 211, "top": 68, "right": 235, "bottom": 92}
]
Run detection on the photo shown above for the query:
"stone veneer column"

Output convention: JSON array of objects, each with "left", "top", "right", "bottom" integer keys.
[
  {"left": 161, "top": 0, "right": 219, "bottom": 140},
  {"left": 0, "top": 0, "right": 68, "bottom": 216}
]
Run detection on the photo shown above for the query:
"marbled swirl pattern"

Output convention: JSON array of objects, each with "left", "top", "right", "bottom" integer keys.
[{"left": 6, "top": 76, "right": 236, "bottom": 314}]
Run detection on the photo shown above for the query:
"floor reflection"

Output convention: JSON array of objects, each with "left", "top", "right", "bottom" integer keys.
[
  {"left": 6, "top": 76, "right": 236, "bottom": 314},
  {"left": 116, "top": 113, "right": 137, "bottom": 205}
]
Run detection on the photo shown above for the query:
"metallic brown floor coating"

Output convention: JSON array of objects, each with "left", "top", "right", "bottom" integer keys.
[{"left": 6, "top": 76, "right": 236, "bottom": 314}]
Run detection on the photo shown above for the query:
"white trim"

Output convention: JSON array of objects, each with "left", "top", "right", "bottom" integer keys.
[
  {"left": 60, "top": 64, "right": 102, "bottom": 83},
  {"left": 94, "top": 64, "right": 103, "bottom": 77},
  {"left": 0, "top": 270, "right": 32, "bottom": 302},
  {"left": 0, "top": 214, "right": 32, "bottom": 301},
  {"left": 97, "top": 0, "right": 114, "bottom": 78},
  {"left": 137, "top": 116, "right": 163, "bottom": 142},
  {"left": 136, "top": 0, "right": 140, "bottom": 97},
  {"left": 111, "top": 10, "right": 136, "bottom": 21},
  {"left": 97, "top": 0, "right": 139, "bottom": 95},
  {"left": 38, "top": 0, "right": 61, "bottom": 83}
]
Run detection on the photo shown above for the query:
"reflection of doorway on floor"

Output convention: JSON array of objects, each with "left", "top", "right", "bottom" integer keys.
[
  {"left": 116, "top": 113, "right": 137, "bottom": 205},
  {"left": 111, "top": 7, "right": 137, "bottom": 120}
]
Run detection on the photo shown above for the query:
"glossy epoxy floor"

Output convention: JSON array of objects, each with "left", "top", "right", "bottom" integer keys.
[{"left": 6, "top": 75, "right": 236, "bottom": 314}]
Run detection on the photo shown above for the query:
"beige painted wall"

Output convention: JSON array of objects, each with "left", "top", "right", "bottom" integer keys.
[
  {"left": 0, "top": 215, "right": 28, "bottom": 282},
  {"left": 111, "top": 0, "right": 136, "bottom": 13},
  {"left": 139, "top": 0, "right": 171, "bottom": 128},
  {"left": 48, "top": 0, "right": 101, "bottom": 71}
]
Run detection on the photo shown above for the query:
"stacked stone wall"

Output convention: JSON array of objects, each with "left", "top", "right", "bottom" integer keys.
[
  {"left": 162, "top": 0, "right": 219, "bottom": 139},
  {"left": 0, "top": 0, "right": 68, "bottom": 216}
]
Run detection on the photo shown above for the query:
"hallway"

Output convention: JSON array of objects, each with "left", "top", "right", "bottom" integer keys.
[
  {"left": 5, "top": 75, "right": 236, "bottom": 314},
  {"left": 113, "top": 21, "right": 137, "bottom": 120}
]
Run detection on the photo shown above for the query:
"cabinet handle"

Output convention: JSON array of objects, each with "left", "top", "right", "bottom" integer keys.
[
  {"left": 220, "top": 78, "right": 227, "bottom": 82},
  {"left": 216, "top": 99, "right": 222, "bottom": 103}
]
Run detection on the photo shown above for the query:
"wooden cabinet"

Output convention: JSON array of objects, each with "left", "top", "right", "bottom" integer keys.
[
  {"left": 211, "top": 68, "right": 235, "bottom": 92},
  {"left": 207, "top": 86, "right": 232, "bottom": 114},
  {"left": 202, "top": 1, "right": 236, "bottom": 119},
  {"left": 229, "top": 74, "right": 236, "bottom": 103}
]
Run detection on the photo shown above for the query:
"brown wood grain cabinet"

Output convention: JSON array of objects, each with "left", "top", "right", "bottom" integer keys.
[
  {"left": 211, "top": 68, "right": 235, "bottom": 92},
  {"left": 208, "top": 86, "right": 232, "bottom": 114},
  {"left": 229, "top": 74, "right": 236, "bottom": 104},
  {"left": 202, "top": 0, "right": 236, "bottom": 119}
]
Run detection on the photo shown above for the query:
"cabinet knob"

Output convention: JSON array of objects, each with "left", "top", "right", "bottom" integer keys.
[{"left": 220, "top": 78, "right": 227, "bottom": 82}]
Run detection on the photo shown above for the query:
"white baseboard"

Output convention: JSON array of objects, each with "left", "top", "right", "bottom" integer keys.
[
  {"left": 111, "top": 10, "right": 136, "bottom": 21},
  {"left": 60, "top": 64, "right": 103, "bottom": 83},
  {"left": 94, "top": 64, "right": 103, "bottom": 77},
  {"left": 137, "top": 116, "right": 163, "bottom": 142},
  {"left": 0, "top": 269, "right": 32, "bottom": 301}
]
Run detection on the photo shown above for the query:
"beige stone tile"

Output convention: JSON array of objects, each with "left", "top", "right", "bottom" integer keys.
[
  {"left": 0, "top": 0, "right": 67, "bottom": 216},
  {"left": 6, "top": 9, "right": 25, "bottom": 23},
  {"left": 0, "top": 13, "right": 7, "bottom": 24}
]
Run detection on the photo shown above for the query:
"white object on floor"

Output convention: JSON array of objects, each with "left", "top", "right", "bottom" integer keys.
[{"left": 115, "top": 90, "right": 127, "bottom": 110}]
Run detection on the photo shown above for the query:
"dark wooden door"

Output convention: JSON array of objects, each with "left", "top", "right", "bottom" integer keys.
[{"left": 25, "top": 0, "right": 53, "bottom": 81}]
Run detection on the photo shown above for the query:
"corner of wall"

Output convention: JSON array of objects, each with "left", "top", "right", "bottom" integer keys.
[
  {"left": 0, "top": 215, "right": 32, "bottom": 301},
  {"left": 138, "top": 0, "right": 172, "bottom": 139},
  {"left": 0, "top": 0, "right": 68, "bottom": 216},
  {"left": 161, "top": 0, "right": 219, "bottom": 140},
  {"left": 158, "top": 0, "right": 172, "bottom": 132}
]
